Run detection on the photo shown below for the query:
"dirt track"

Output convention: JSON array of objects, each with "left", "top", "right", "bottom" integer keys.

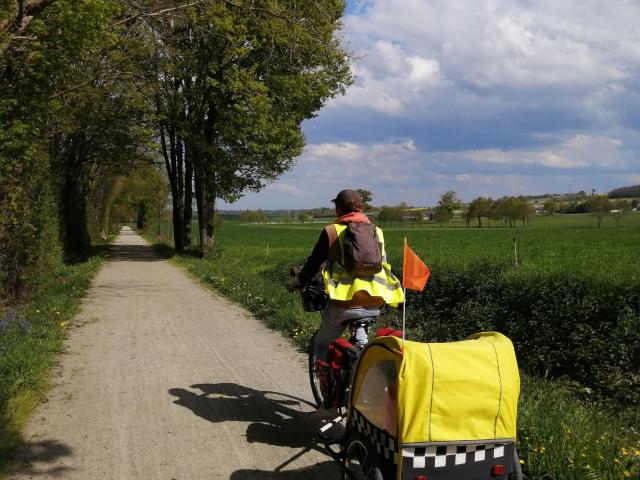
[{"left": 9, "top": 227, "right": 339, "bottom": 479}]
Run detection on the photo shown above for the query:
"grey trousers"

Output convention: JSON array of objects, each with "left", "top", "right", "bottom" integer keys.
[{"left": 314, "top": 302, "right": 381, "bottom": 361}]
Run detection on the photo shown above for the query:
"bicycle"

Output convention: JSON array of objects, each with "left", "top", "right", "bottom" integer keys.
[
  {"left": 295, "top": 280, "right": 375, "bottom": 410},
  {"left": 308, "top": 316, "right": 375, "bottom": 410}
]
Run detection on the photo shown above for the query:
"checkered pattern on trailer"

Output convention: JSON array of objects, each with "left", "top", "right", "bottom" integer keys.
[
  {"left": 402, "top": 442, "right": 508, "bottom": 469},
  {"left": 349, "top": 408, "right": 399, "bottom": 464}
]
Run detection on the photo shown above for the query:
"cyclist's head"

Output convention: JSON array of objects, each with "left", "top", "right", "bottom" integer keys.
[{"left": 331, "top": 189, "right": 363, "bottom": 215}]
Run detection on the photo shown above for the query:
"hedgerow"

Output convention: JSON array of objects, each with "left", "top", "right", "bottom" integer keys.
[{"left": 406, "top": 261, "right": 640, "bottom": 404}]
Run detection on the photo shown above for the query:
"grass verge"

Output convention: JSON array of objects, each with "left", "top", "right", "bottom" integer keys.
[
  {"left": 0, "top": 245, "right": 109, "bottom": 472},
  {"left": 148, "top": 235, "right": 639, "bottom": 480}
]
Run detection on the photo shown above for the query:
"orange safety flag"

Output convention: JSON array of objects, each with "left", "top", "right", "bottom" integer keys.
[{"left": 402, "top": 238, "right": 430, "bottom": 291}]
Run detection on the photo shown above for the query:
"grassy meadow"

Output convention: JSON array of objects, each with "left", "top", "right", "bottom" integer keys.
[
  {"left": 147, "top": 212, "right": 640, "bottom": 479},
  {"left": 223, "top": 212, "right": 640, "bottom": 281}
]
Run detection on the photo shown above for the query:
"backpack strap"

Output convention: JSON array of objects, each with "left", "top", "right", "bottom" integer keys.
[{"left": 325, "top": 224, "right": 342, "bottom": 262}]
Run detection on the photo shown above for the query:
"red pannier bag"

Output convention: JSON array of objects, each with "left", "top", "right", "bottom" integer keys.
[{"left": 327, "top": 338, "right": 360, "bottom": 407}]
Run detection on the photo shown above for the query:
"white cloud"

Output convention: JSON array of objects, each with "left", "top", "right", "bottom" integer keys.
[
  {"left": 269, "top": 182, "right": 308, "bottom": 198},
  {"left": 340, "top": 0, "right": 639, "bottom": 109},
  {"left": 222, "top": 1, "right": 640, "bottom": 209},
  {"left": 462, "top": 134, "right": 632, "bottom": 170}
]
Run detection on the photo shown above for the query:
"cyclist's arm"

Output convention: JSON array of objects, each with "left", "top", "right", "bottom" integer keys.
[{"left": 297, "top": 229, "right": 329, "bottom": 286}]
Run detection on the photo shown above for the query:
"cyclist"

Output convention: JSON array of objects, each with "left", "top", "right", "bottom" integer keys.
[{"left": 290, "top": 189, "right": 404, "bottom": 362}]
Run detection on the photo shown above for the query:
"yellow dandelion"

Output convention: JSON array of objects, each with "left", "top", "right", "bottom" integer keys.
[
  {"left": 519, "top": 459, "right": 525, "bottom": 465},
  {"left": 624, "top": 471, "right": 631, "bottom": 478}
]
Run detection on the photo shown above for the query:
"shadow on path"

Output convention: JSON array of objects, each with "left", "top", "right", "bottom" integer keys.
[
  {"left": 230, "top": 461, "right": 339, "bottom": 479},
  {"left": 106, "top": 243, "right": 164, "bottom": 263},
  {"left": 7, "top": 439, "right": 73, "bottom": 478},
  {"left": 169, "top": 383, "right": 342, "bottom": 477}
]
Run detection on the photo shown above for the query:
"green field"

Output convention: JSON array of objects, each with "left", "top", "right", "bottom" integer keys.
[
  {"left": 218, "top": 212, "right": 640, "bottom": 282},
  {"left": 147, "top": 212, "right": 640, "bottom": 480}
]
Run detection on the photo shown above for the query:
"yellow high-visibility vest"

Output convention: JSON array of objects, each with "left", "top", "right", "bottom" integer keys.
[{"left": 322, "top": 223, "right": 405, "bottom": 307}]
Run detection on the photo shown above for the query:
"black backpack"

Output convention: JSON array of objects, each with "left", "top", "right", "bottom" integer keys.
[{"left": 342, "top": 223, "right": 383, "bottom": 276}]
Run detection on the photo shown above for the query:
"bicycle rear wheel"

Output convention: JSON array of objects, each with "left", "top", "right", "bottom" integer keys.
[
  {"left": 308, "top": 331, "right": 332, "bottom": 409},
  {"left": 342, "top": 433, "right": 384, "bottom": 480}
]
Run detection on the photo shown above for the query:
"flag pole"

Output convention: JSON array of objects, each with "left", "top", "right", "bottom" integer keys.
[
  {"left": 402, "top": 287, "right": 407, "bottom": 344},
  {"left": 402, "top": 237, "right": 407, "bottom": 345}
]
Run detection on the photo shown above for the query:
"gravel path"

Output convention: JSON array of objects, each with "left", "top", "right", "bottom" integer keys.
[{"left": 9, "top": 227, "right": 339, "bottom": 479}]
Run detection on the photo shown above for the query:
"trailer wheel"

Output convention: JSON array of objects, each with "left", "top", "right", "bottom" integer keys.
[{"left": 343, "top": 433, "right": 383, "bottom": 480}]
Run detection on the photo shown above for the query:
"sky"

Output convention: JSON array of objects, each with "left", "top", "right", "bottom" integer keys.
[{"left": 221, "top": 0, "right": 640, "bottom": 210}]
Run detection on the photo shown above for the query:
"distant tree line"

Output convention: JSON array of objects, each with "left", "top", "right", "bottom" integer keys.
[
  {"left": 463, "top": 196, "right": 535, "bottom": 228},
  {"left": 235, "top": 188, "right": 638, "bottom": 232},
  {"left": 609, "top": 184, "right": 640, "bottom": 198}
]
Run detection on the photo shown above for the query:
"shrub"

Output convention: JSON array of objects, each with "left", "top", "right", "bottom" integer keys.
[{"left": 406, "top": 262, "right": 640, "bottom": 404}]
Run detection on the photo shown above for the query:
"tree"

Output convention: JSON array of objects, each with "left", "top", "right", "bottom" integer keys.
[
  {"left": 356, "top": 189, "right": 373, "bottom": 210},
  {"left": 377, "top": 205, "right": 404, "bottom": 226},
  {"left": 611, "top": 200, "right": 627, "bottom": 228},
  {"left": 469, "top": 197, "right": 491, "bottom": 227},
  {"left": 432, "top": 191, "right": 462, "bottom": 224},
  {"left": 154, "top": 0, "right": 352, "bottom": 256},
  {"left": 516, "top": 201, "right": 535, "bottom": 226},
  {"left": 439, "top": 191, "right": 462, "bottom": 213},
  {"left": 1, "top": 0, "right": 151, "bottom": 299},
  {"left": 112, "top": 165, "right": 168, "bottom": 230},
  {"left": 297, "top": 212, "right": 311, "bottom": 223},
  {"left": 586, "top": 196, "right": 611, "bottom": 227},
  {"left": 463, "top": 205, "right": 473, "bottom": 227},
  {"left": 432, "top": 205, "right": 453, "bottom": 224},
  {"left": 239, "top": 210, "right": 267, "bottom": 223},
  {"left": 415, "top": 209, "right": 425, "bottom": 225},
  {"left": 544, "top": 200, "right": 559, "bottom": 215}
]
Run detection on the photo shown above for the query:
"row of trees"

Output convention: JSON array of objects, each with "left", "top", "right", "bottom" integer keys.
[
  {"left": 1, "top": 0, "right": 351, "bottom": 301},
  {"left": 154, "top": 1, "right": 350, "bottom": 254},
  {"left": 545, "top": 197, "right": 635, "bottom": 227},
  {"left": 462, "top": 195, "right": 535, "bottom": 228},
  {"left": 2, "top": 0, "right": 153, "bottom": 299}
]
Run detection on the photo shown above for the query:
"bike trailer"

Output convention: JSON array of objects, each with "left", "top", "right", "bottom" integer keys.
[{"left": 342, "top": 332, "right": 521, "bottom": 480}]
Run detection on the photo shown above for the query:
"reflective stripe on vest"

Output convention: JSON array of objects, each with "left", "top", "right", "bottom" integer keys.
[{"left": 322, "top": 224, "right": 405, "bottom": 307}]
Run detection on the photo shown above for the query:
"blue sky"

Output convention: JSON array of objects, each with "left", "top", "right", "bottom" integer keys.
[{"left": 222, "top": 0, "right": 640, "bottom": 210}]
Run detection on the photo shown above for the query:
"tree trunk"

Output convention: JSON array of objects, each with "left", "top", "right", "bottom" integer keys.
[
  {"left": 183, "top": 140, "right": 193, "bottom": 248},
  {"left": 59, "top": 157, "right": 90, "bottom": 256},
  {"left": 194, "top": 156, "right": 205, "bottom": 256},
  {"left": 200, "top": 162, "right": 216, "bottom": 256},
  {"left": 136, "top": 204, "right": 146, "bottom": 229},
  {"left": 160, "top": 125, "right": 184, "bottom": 252},
  {"left": 170, "top": 127, "right": 185, "bottom": 252}
]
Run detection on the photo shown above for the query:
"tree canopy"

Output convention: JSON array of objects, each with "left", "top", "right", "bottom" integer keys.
[{"left": 0, "top": 0, "right": 351, "bottom": 301}]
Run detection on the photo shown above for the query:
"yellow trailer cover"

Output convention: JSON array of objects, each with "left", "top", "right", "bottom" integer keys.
[{"left": 383, "top": 332, "right": 519, "bottom": 444}]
